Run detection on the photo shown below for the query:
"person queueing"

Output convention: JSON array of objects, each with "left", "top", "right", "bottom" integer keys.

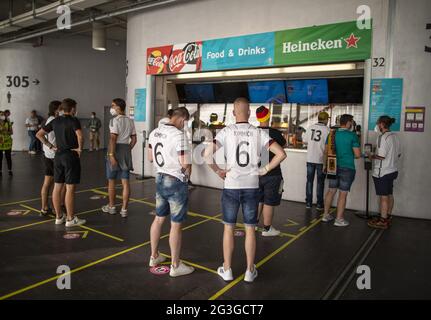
[
  {"left": 205, "top": 98, "right": 286, "bottom": 282},
  {"left": 322, "top": 114, "right": 361, "bottom": 227},
  {"left": 26, "top": 110, "right": 40, "bottom": 155},
  {"left": 36, "top": 98, "right": 86, "bottom": 227},
  {"left": 87, "top": 112, "right": 102, "bottom": 151},
  {"left": 368, "top": 116, "right": 401, "bottom": 229},
  {"left": 40, "top": 101, "right": 66, "bottom": 216},
  {"left": 255, "top": 106, "right": 286, "bottom": 236},
  {"left": 304, "top": 111, "right": 330, "bottom": 210},
  {"left": 102, "top": 99, "right": 137, "bottom": 218},
  {"left": 148, "top": 107, "right": 195, "bottom": 277},
  {"left": 0, "top": 110, "right": 13, "bottom": 177}
]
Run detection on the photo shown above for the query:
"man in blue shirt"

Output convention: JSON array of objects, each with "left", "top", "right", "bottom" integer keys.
[{"left": 323, "top": 114, "right": 361, "bottom": 227}]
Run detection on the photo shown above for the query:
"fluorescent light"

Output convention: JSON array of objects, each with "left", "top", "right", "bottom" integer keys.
[{"left": 172, "top": 63, "right": 358, "bottom": 79}]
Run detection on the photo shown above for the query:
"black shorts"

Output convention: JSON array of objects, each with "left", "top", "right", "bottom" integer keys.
[
  {"left": 258, "top": 175, "right": 284, "bottom": 206},
  {"left": 43, "top": 156, "right": 54, "bottom": 177},
  {"left": 54, "top": 150, "right": 81, "bottom": 184},
  {"left": 373, "top": 171, "right": 398, "bottom": 196}
]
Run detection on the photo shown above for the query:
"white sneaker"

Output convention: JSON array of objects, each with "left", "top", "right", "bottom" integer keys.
[
  {"left": 322, "top": 214, "right": 335, "bottom": 222},
  {"left": 55, "top": 215, "right": 66, "bottom": 225},
  {"left": 334, "top": 218, "right": 350, "bottom": 227},
  {"left": 102, "top": 205, "right": 116, "bottom": 215},
  {"left": 244, "top": 265, "right": 258, "bottom": 283},
  {"left": 262, "top": 226, "right": 281, "bottom": 237},
  {"left": 149, "top": 253, "right": 166, "bottom": 267},
  {"left": 65, "top": 216, "right": 86, "bottom": 227},
  {"left": 217, "top": 266, "right": 234, "bottom": 281},
  {"left": 169, "top": 262, "right": 195, "bottom": 277},
  {"left": 120, "top": 208, "right": 128, "bottom": 218}
]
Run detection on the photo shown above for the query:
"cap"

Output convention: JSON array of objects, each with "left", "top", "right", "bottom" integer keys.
[{"left": 256, "top": 106, "right": 271, "bottom": 123}]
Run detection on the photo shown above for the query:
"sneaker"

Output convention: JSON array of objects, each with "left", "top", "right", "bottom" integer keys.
[
  {"left": 368, "top": 217, "right": 389, "bottom": 229},
  {"left": 120, "top": 208, "right": 128, "bottom": 218},
  {"left": 316, "top": 205, "right": 324, "bottom": 211},
  {"left": 102, "top": 205, "right": 116, "bottom": 215},
  {"left": 262, "top": 226, "right": 281, "bottom": 237},
  {"left": 244, "top": 265, "right": 258, "bottom": 283},
  {"left": 322, "top": 214, "right": 335, "bottom": 222},
  {"left": 306, "top": 203, "right": 312, "bottom": 209},
  {"left": 40, "top": 208, "right": 53, "bottom": 217},
  {"left": 29, "top": 151, "right": 37, "bottom": 155},
  {"left": 334, "top": 218, "right": 350, "bottom": 227},
  {"left": 169, "top": 262, "right": 195, "bottom": 277},
  {"left": 149, "top": 253, "right": 166, "bottom": 267},
  {"left": 55, "top": 215, "right": 66, "bottom": 225},
  {"left": 217, "top": 266, "right": 233, "bottom": 281},
  {"left": 65, "top": 216, "right": 86, "bottom": 227}
]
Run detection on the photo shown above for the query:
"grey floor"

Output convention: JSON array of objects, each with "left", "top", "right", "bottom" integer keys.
[{"left": 0, "top": 151, "right": 430, "bottom": 300}]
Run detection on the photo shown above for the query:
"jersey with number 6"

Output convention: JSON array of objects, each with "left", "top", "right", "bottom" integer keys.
[
  {"left": 214, "top": 123, "right": 271, "bottom": 189},
  {"left": 148, "top": 124, "right": 190, "bottom": 182},
  {"left": 305, "top": 123, "right": 330, "bottom": 164}
]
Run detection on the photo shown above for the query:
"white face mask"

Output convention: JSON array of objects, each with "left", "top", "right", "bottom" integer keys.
[
  {"left": 0, "top": 116, "right": 5, "bottom": 121},
  {"left": 91, "top": 115, "right": 95, "bottom": 119},
  {"left": 59, "top": 111, "right": 64, "bottom": 116},
  {"left": 110, "top": 108, "right": 118, "bottom": 116},
  {"left": 374, "top": 125, "right": 380, "bottom": 133}
]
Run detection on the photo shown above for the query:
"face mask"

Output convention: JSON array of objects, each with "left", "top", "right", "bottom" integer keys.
[
  {"left": 0, "top": 116, "right": 5, "bottom": 121},
  {"left": 59, "top": 111, "right": 64, "bottom": 116},
  {"left": 374, "top": 125, "right": 380, "bottom": 133},
  {"left": 91, "top": 115, "right": 95, "bottom": 119},
  {"left": 110, "top": 108, "right": 118, "bottom": 116},
  {"left": 74, "top": 111, "right": 78, "bottom": 117}
]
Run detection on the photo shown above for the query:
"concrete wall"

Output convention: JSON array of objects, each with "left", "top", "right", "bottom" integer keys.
[
  {"left": 126, "top": 0, "right": 431, "bottom": 219},
  {"left": 0, "top": 36, "right": 126, "bottom": 150}
]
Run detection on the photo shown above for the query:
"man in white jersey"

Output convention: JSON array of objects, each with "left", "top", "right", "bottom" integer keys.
[
  {"left": 147, "top": 107, "right": 194, "bottom": 278},
  {"left": 205, "top": 98, "right": 286, "bottom": 283},
  {"left": 304, "top": 112, "right": 330, "bottom": 210},
  {"left": 102, "top": 98, "right": 137, "bottom": 218},
  {"left": 368, "top": 115, "right": 401, "bottom": 229}
]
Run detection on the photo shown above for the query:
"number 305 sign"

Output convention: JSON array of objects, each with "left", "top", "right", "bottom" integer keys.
[{"left": 5, "top": 75, "right": 40, "bottom": 88}]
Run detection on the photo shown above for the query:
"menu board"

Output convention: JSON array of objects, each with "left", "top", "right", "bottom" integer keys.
[
  {"left": 368, "top": 78, "right": 403, "bottom": 131},
  {"left": 134, "top": 88, "right": 146, "bottom": 122}
]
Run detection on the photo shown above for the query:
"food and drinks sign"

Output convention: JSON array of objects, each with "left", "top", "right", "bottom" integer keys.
[
  {"left": 146, "top": 20, "right": 372, "bottom": 75},
  {"left": 368, "top": 78, "right": 403, "bottom": 132}
]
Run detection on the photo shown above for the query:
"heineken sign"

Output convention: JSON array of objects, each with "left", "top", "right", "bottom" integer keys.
[
  {"left": 274, "top": 20, "right": 372, "bottom": 66},
  {"left": 147, "top": 20, "right": 372, "bottom": 74}
]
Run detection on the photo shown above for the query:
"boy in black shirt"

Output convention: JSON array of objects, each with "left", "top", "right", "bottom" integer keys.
[
  {"left": 256, "top": 106, "right": 287, "bottom": 236},
  {"left": 37, "top": 98, "right": 85, "bottom": 227}
]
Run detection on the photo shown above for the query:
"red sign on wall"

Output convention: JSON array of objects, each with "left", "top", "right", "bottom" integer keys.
[{"left": 146, "top": 42, "right": 202, "bottom": 75}]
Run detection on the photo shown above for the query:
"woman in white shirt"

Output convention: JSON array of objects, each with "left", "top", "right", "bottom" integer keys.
[{"left": 368, "top": 115, "right": 401, "bottom": 229}]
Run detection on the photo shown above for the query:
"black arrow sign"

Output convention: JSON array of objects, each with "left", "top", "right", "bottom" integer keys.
[{"left": 32, "top": 79, "right": 40, "bottom": 85}]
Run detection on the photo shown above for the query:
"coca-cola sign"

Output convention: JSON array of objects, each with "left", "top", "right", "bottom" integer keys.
[{"left": 147, "top": 42, "right": 202, "bottom": 75}]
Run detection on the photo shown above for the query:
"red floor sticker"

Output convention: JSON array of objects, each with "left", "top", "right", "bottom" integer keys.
[
  {"left": 90, "top": 195, "right": 105, "bottom": 200},
  {"left": 63, "top": 233, "right": 81, "bottom": 240},
  {"left": 6, "top": 210, "right": 22, "bottom": 216},
  {"left": 234, "top": 230, "right": 245, "bottom": 237},
  {"left": 150, "top": 266, "right": 170, "bottom": 275}
]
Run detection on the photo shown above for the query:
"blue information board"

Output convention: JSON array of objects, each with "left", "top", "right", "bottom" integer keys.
[
  {"left": 134, "top": 88, "right": 146, "bottom": 122},
  {"left": 285, "top": 79, "right": 328, "bottom": 104},
  {"left": 368, "top": 78, "right": 403, "bottom": 131},
  {"left": 248, "top": 81, "right": 286, "bottom": 103}
]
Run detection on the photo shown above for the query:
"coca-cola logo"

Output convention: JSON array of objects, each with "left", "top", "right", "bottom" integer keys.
[
  {"left": 148, "top": 55, "right": 164, "bottom": 67},
  {"left": 169, "top": 43, "right": 201, "bottom": 73}
]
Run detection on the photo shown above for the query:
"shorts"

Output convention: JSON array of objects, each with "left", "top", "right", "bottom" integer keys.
[
  {"left": 373, "top": 171, "right": 398, "bottom": 196},
  {"left": 329, "top": 167, "right": 356, "bottom": 192},
  {"left": 106, "top": 158, "right": 130, "bottom": 180},
  {"left": 54, "top": 150, "right": 81, "bottom": 184},
  {"left": 155, "top": 173, "right": 188, "bottom": 223},
  {"left": 258, "top": 175, "right": 284, "bottom": 206},
  {"left": 43, "top": 156, "right": 54, "bottom": 177},
  {"left": 222, "top": 188, "right": 259, "bottom": 227}
]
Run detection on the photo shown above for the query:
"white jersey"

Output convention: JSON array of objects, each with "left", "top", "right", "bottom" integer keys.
[
  {"left": 214, "top": 123, "right": 271, "bottom": 189},
  {"left": 148, "top": 124, "right": 190, "bottom": 182},
  {"left": 43, "top": 116, "right": 56, "bottom": 159},
  {"left": 373, "top": 131, "right": 401, "bottom": 178},
  {"left": 109, "top": 115, "right": 136, "bottom": 144},
  {"left": 305, "top": 123, "right": 330, "bottom": 164}
]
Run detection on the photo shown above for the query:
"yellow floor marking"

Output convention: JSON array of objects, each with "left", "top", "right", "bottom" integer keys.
[
  {"left": 159, "top": 252, "right": 218, "bottom": 275},
  {"left": 79, "top": 225, "right": 124, "bottom": 242},
  {"left": 283, "top": 218, "right": 299, "bottom": 227},
  {"left": 0, "top": 180, "right": 145, "bottom": 207},
  {"left": 0, "top": 214, "right": 220, "bottom": 300},
  {"left": 299, "top": 226, "right": 307, "bottom": 232},
  {"left": 208, "top": 210, "right": 334, "bottom": 301}
]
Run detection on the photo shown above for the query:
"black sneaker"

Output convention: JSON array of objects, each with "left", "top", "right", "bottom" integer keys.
[
  {"left": 316, "top": 205, "right": 324, "bottom": 211},
  {"left": 306, "top": 203, "right": 312, "bottom": 209}
]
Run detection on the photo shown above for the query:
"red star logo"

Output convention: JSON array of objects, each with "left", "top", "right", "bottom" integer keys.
[{"left": 344, "top": 33, "right": 361, "bottom": 49}]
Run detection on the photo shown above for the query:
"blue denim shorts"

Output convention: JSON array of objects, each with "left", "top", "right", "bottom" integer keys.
[
  {"left": 155, "top": 173, "right": 188, "bottom": 223},
  {"left": 329, "top": 167, "right": 356, "bottom": 192},
  {"left": 259, "top": 175, "right": 284, "bottom": 206},
  {"left": 222, "top": 188, "right": 259, "bottom": 226},
  {"left": 106, "top": 158, "right": 130, "bottom": 180}
]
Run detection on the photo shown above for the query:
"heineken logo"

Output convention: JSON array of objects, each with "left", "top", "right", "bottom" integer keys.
[{"left": 282, "top": 33, "right": 361, "bottom": 53}]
